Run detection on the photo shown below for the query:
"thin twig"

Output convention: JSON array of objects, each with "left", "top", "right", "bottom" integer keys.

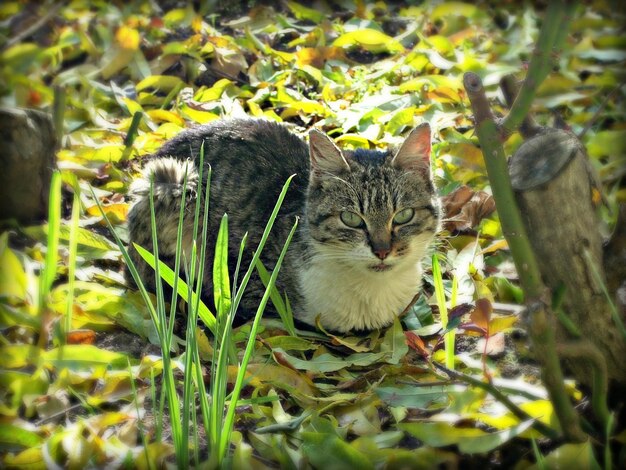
[
  {"left": 432, "top": 362, "right": 561, "bottom": 440},
  {"left": 463, "top": 72, "right": 544, "bottom": 298},
  {"left": 463, "top": 70, "right": 587, "bottom": 443}
]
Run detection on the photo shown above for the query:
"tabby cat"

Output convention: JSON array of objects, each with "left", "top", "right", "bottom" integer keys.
[{"left": 127, "top": 119, "right": 440, "bottom": 332}]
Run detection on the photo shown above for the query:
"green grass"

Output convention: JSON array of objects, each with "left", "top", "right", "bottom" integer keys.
[
  {"left": 62, "top": 188, "right": 80, "bottom": 345},
  {"left": 432, "top": 253, "right": 456, "bottom": 370},
  {"left": 94, "top": 152, "right": 296, "bottom": 467},
  {"left": 39, "top": 171, "right": 62, "bottom": 317}
]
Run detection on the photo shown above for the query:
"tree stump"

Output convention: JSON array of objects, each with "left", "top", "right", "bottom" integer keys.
[
  {"left": 0, "top": 107, "right": 57, "bottom": 223},
  {"left": 509, "top": 128, "right": 626, "bottom": 386}
]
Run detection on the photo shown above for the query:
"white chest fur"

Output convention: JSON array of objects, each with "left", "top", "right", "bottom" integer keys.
[{"left": 297, "top": 254, "right": 422, "bottom": 332}]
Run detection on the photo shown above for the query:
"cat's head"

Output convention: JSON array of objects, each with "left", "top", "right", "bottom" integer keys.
[{"left": 306, "top": 124, "right": 440, "bottom": 273}]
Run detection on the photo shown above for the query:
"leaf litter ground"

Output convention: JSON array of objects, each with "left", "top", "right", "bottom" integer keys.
[{"left": 0, "top": 1, "right": 624, "bottom": 468}]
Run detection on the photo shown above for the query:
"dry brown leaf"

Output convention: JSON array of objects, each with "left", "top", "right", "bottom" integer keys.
[{"left": 442, "top": 185, "right": 496, "bottom": 232}]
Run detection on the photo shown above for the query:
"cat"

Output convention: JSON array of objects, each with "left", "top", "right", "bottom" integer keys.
[{"left": 126, "top": 118, "right": 440, "bottom": 332}]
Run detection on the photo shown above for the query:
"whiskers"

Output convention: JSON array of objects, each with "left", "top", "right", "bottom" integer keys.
[{"left": 309, "top": 244, "right": 373, "bottom": 266}]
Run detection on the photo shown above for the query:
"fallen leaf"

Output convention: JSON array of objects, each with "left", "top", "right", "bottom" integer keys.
[
  {"left": 442, "top": 185, "right": 496, "bottom": 232},
  {"left": 66, "top": 329, "right": 97, "bottom": 345}
]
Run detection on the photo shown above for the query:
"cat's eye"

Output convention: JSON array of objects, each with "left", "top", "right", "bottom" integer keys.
[
  {"left": 340, "top": 211, "right": 364, "bottom": 228},
  {"left": 393, "top": 208, "right": 414, "bottom": 225}
]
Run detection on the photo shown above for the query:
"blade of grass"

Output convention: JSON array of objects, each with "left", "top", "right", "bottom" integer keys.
[
  {"left": 134, "top": 244, "right": 216, "bottom": 333},
  {"left": 214, "top": 215, "right": 232, "bottom": 334},
  {"left": 63, "top": 189, "right": 80, "bottom": 344},
  {"left": 40, "top": 171, "right": 62, "bottom": 312},
  {"left": 210, "top": 216, "right": 233, "bottom": 456},
  {"left": 147, "top": 178, "right": 186, "bottom": 469},
  {"left": 432, "top": 253, "right": 455, "bottom": 370},
  {"left": 230, "top": 175, "right": 295, "bottom": 315},
  {"left": 190, "top": 157, "right": 214, "bottom": 453},
  {"left": 255, "top": 259, "right": 296, "bottom": 336},
  {"left": 219, "top": 217, "right": 299, "bottom": 463}
]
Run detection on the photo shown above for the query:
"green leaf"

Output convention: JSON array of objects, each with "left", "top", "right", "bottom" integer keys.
[
  {"left": 42, "top": 345, "right": 131, "bottom": 369},
  {"left": 286, "top": 1, "right": 325, "bottom": 23},
  {"left": 262, "top": 335, "right": 316, "bottom": 351},
  {"left": 272, "top": 348, "right": 387, "bottom": 373},
  {"left": 380, "top": 317, "right": 408, "bottom": 364},
  {"left": 1, "top": 43, "right": 43, "bottom": 74},
  {"left": 23, "top": 224, "right": 118, "bottom": 252},
  {"left": 0, "top": 370, "right": 48, "bottom": 415},
  {"left": 400, "top": 419, "right": 535, "bottom": 454},
  {"left": 431, "top": 2, "right": 482, "bottom": 20},
  {"left": 385, "top": 107, "right": 417, "bottom": 136},
  {"left": 0, "top": 424, "right": 43, "bottom": 452},
  {"left": 375, "top": 385, "right": 449, "bottom": 408},
  {"left": 333, "top": 29, "right": 404, "bottom": 54},
  {"left": 301, "top": 432, "right": 374, "bottom": 470},
  {"left": 255, "top": 259, "right": 296, "bottom": 336},
  {"left": 586, "top": 130, "right": 626, "bottom": 159}
]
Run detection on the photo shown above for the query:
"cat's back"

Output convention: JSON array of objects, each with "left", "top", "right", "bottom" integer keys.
[
  {"left": 153, "top": 118, "right": 309, "bottom": 240},
  {"left": 154, "top": 118, "right": 308, "bottom": 181}
]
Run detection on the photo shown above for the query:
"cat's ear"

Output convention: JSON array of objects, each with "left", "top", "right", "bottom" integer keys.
[
  {"left": 391, "top": 123, "right": 431, "bottom": 172},
  {"left": 309, "top": 130, "right": 350, "bottom": 177}
]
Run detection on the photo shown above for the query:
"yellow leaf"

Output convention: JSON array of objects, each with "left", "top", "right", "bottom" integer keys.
[
  {"left": 2, "top": 446, "right": 45, "bottom": 469},
  {"left": 333, "top": 29, "right": 404, "bottom": 54},
  {"left": 145, "top": 109, "right": 185, "bottom": 126},
  {"left": 480, "top": 239, "right": 509, "bottom": 255},
  {"left": 334, "top": 134, "right": 370, "bottom": 148},
  {"left": 136, "top": 75, "right": 185, "bottom": 93},
  {"left": 191, "top": 15, "right": 203, "bottom": 33},
  {"left": 426, "top": 86, "right": 461, "bottom": 103},
  {"left": 195, "top": 78, "right": 233, "bottom": 102},
  {"left": 86, "top": 203, "right": 129, "bottom": 224},
  {"left": 296, "top": 46, "right": 346, "bottom": 68},
  {"left": 0, "top": 235, "right": 27, "bottom": 300},
  {"left": 163, "top": 8, "right": 190, "bottom": 26},
  {"left": 180, "top": 105, "right": 219, "bottom": 124},
  {"left": 121, "top": 97, "right": 143, "bottom": 116},
  {"left": 247, "top": 100, "right": 263, "bottom": 117},
  {"left": 246, "top": 363, "right": 318, "bottom": 396},
  {"left": 115, "top": 25, "right": 140, "bottom": 50}
]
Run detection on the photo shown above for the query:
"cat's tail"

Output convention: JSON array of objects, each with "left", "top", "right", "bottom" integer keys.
[
  {"left": 129, "top": 157, "right": 199, "bottom": 203},
  {"left": 125, "top": 157, "right": 200, "bottom": 288}
]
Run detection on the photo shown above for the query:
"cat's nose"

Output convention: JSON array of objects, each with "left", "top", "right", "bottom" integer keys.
[{"left": 374, "top": 247, "right": 391, "bottom": 260}]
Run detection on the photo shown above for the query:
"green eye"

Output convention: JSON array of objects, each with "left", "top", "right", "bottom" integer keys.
[
  {"left": 393, "top": 208, "right": 414, "bottom": 225},
  {"left": 340, "top": 211, "right": 364, "bottom": 228}
]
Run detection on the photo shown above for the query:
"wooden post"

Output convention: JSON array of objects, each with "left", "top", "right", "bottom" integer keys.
[
  {"left": 509, "top": 129, "right": 626, "bottom": 385},
  {"left": 0, "top": 107, "right": 57, "bottom": 223}
]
